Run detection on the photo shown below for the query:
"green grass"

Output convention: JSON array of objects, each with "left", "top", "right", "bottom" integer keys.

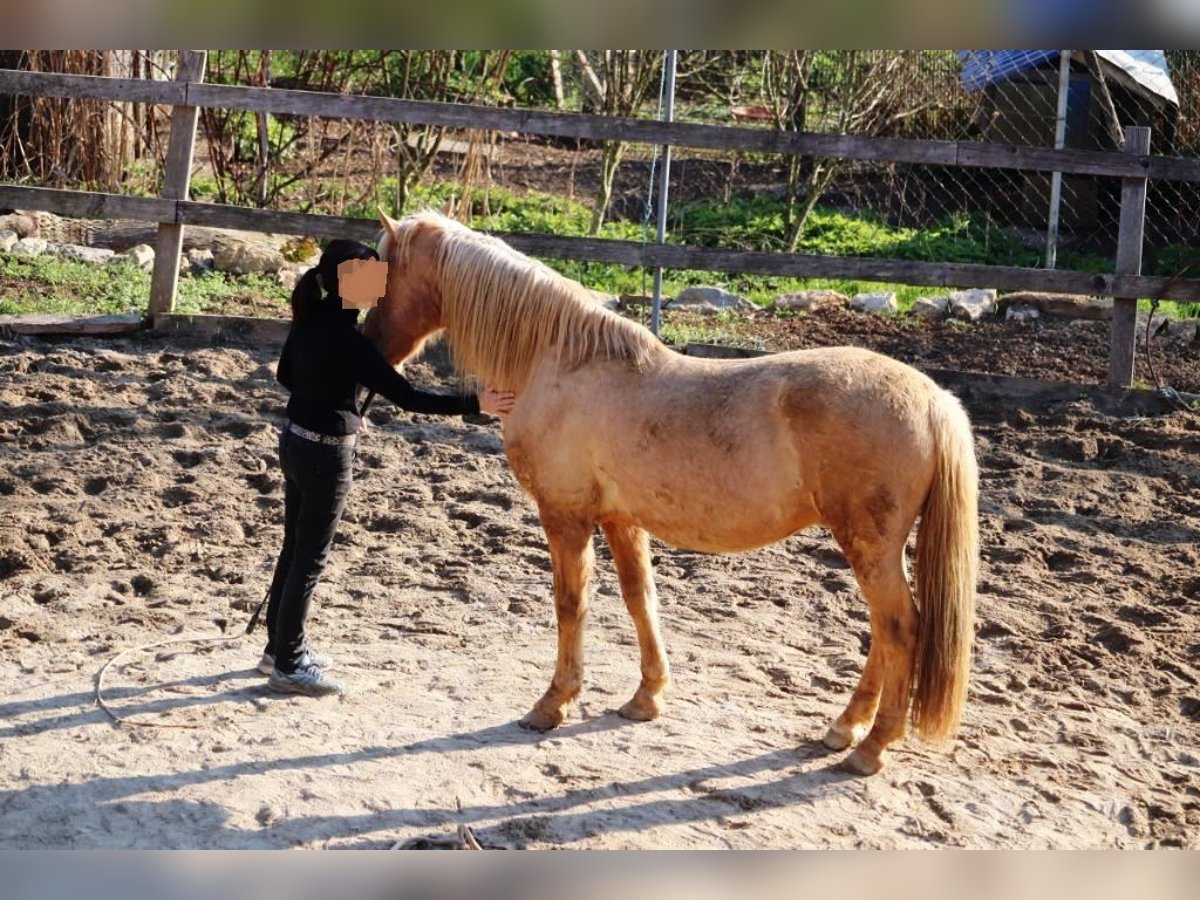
[{"left": 0, "top": 253, "right": 288, "bottom": 318}]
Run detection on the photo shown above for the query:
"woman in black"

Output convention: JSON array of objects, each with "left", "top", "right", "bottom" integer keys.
[{"left": 261, "top": 239, "right": 514, "bottom": 696}]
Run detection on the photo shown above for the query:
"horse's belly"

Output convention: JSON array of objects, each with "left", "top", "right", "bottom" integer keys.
[{"left": 598, "top": 464, "right": 818, "bottom": 553}]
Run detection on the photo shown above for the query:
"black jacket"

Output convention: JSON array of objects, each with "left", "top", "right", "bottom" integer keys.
[{"left": 277, "top": 307, "right": 479, "bottom": 435}]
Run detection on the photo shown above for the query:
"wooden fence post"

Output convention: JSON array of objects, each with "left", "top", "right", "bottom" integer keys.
[
  {"left": 1108, "top": 125, "right": 1150, "bottom": 388},
  {"left": 148, "top": 50, "right": 207, "bottom": 319}
]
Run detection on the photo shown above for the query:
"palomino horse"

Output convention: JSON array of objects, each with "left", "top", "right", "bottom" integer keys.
[{"left": 366, "top": 210, "right": 978, "bottom": 775}]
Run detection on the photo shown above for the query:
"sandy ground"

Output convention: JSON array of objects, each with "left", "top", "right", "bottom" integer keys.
[{"left": 0, "top": 328, "right": 1197, "bottom": 849}]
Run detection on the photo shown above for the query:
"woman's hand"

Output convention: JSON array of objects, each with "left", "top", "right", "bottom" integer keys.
[
  {"left": 356, "top": 416, "right": 370, "bottom": 435},
  {"left": 479, "top": 387, "right": 516, "bottom": 419}
]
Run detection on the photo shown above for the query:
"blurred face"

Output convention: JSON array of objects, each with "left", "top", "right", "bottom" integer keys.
[{"left": 338, "top": 258, "right": 389, "bottom": 309}]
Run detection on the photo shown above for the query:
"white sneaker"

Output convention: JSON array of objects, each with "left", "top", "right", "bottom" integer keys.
[
  {"left": 257, "top": 647, "right": 334, "bottom": 676},
  {"left": 268, "top": 662, "right": 343, "bottom": 697}
]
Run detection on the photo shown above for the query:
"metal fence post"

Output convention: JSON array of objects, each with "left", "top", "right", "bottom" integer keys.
[
  {"left": 1107, "top": 125, "right": 1150, "bottom": 388},
  {"left": 1044, "top": 50, "right": 1071, "bottom": 270},
  {"left": 649, "top": 50, "right": 677, "bottom": 338},
  {"left": 148, "top": 50, "right": 207, "bottom": 319}
]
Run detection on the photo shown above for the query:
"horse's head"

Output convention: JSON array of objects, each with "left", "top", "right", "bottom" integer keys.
[{"left": 363, "top": 210, "right": 446, "bottom": 366}]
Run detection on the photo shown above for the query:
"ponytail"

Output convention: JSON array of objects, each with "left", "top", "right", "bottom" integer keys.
[{"left": 290, "top": 268, "right": 322, "bottom": 323}]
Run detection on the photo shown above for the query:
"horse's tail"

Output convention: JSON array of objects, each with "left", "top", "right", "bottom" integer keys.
[{"left": 911, "top": 389, "right": 979, "bottom": 742}]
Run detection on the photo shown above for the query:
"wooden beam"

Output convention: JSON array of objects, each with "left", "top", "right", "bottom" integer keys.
[
  {"left": 0, "top": 313, "right": 143, "bottom": 335},
  {"left": 6, "top": 184, "right": 1200, "bottom": 303},
  {"left": 0, "top": 69, "right": 183, "bottom": 105},
  {"left": 0, "top": 185, "right": 174, "bottom": 222},
  {"left": 151, "top": 313, "right": 290, "bottom": 343},
  {"left": 177, "top": 201, "right": 380, "bottom": 243},
  {"left": 148, "top": 51, "right": 206, "bottom": 318},
  {"left": 1108, "top": 126, "right": 1150, "bottom": 388},
  {"left": 6, "top": 67, "right": 1200, "bottom": 182},
  {"left": 188, "top": 81, "right": 1180, "bottom": 179}
]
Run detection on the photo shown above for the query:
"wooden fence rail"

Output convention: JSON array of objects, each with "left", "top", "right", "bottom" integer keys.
[
  {"left": 5, "top": 67, "right": 1200, "bottom": 182},
  {"left": 3, "top": 56, "right": 1200, "bottom": 387}
]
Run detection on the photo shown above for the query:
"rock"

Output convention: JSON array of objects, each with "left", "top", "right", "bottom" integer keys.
[
  {"left": 849, "top": 291, "right": 897, "bottom": 315},
  {"left": 948, "top": 288, "right": 997, "bottom": 322},
  {"left": 1006, "top": 304, "right": 1041, "bottom": 322},
  {"left": 187, "top": 248, "right": 214, "bottom": 275},
  {"left": 588, "top": 289, "right": 620, "bottom": 310},
  {"left": 911, "top": 296, "right": 949, "bottom": 321},
  {"left": 212, "top": 233, "right": 286, "bottom": 275},
  {"left": 669, "top": 286, "right": 757, "bottom": 314},
  {"left": 0, "top": 229, "right": 18, "bottom": 252},
  {"left": 276, "top": 263, "right": 313, "bottom": 292},
  {"left": 771, "top": 289, "right": 848, "bottom": 312},
  {"left": 111, "top": 244, "right": 155, "bottom": 271},
  {"left": 11, "top": 237, "right": 48, "bottom": 257},
  {"left": 0, "top": 212, "right": 38, "bottom": 239},
  {"left": 999, "top": 291, "right": 1111, "bottom": 321},
  {"left": 51, "top": 243, "right": 115, "bottom": 265},
  {"left": 1135, "top": 310, "right": 1170, "bottom": 339},
  {"left": 1166, "top": 318, "right": 1198, "bottom": 344}
]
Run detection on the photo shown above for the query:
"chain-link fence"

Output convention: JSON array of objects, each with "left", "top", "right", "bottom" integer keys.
[{"left": 665, "top": 50, "right": 1198, "bottom": 277}]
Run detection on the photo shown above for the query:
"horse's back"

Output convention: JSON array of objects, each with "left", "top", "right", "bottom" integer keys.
[{"left": 507, "top": 345, "right": 953, "bottom": 553}]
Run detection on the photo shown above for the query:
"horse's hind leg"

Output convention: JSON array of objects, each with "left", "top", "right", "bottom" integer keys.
[
  {"left": 601, "top": 521, "right": 670, "bottom": 721},
  {"left": 519, "top": 510, "right": 594, "bottom": 732},
  {"left": 822, "top": 643, "right": 883, "bottom": 752},
  {"left": 826, "top": 530, "right": 916, "bottom": 775}
]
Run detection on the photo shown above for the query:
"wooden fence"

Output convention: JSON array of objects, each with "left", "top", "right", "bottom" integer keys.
[{"left": 3, "top": 50, "right": 1200, "bottom": 386}]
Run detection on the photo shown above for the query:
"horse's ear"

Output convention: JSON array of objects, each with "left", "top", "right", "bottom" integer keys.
[{"left": 377, "top": 208, "right": 400, "bottom": 235}]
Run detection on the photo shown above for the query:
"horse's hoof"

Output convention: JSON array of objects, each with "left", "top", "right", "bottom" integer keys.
[
  {"left": 519, "top": 707, "right": 564, "bottom": 732},
  {"left": 842, "top": 748, "right": 884, "bottom": 776},
  {"left": 618, "top": 695, "right": 662, "bottom": 722},
  {"left": 822, "top": 721, "right": 865, "bottom": 751}
]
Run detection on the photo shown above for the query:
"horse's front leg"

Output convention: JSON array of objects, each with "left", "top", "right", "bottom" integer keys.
[
  {"left": 519, "top": 510, "right": 595, "bottom": 731},
  {"left": 601, "top": 521, "right": 669, "bottom": 721}
]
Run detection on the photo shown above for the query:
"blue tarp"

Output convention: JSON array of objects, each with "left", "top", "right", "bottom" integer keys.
[{"left": 958, "top": 50, "right": 1060, "bottom": 92}]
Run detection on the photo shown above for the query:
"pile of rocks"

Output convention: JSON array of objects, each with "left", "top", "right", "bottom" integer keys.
[
  {"left": 621, "top": 285, "right": 1198, "bottom": 339},
  {"left": 0, "top": 210, "right": 317, "bottom": 287}
]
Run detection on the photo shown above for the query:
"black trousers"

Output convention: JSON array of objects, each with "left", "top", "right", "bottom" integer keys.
[{"left": 264, "top": 426, "right": 355, "bottom": 673}]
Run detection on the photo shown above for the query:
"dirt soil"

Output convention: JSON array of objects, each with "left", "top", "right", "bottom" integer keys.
[{"left": 0, "top": 304, "right": 1198, "bottom": 849}]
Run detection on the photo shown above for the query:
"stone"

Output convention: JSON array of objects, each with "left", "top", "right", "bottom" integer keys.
[
  {"left": 999, "top": 291, "right": 1111, "bottom": 321},
  {"left": 187, "top": 248, "right": 215, "bottom": 274},
  {"left": 1006, "top": 304, "right": 1041, "bottom": 322},
  {"left": 51, "top": 243, "right": 115, "bottom": 265},
  {"left": 212, "top": 235, "right": 286, "bottom": 275},
  {"left": 949, "top": 288, "right": 997, "bottom": 322},
  {"left": 587, "top": 289, "right": 620, "bottom": 310},
  {"left": 112, "top": 244, "right": 155, "bottom": 271},
  {"left": 11, "top": 237, "right": 48, "bottom": 257},
  {"left": 1166, "top": 318, "right": 1198, "bottom": 344},
  {"left": 911, "top": 296, "right": 949, "bottom": 320},
  {"left": 276, "top": 263, "right": 313, "bottom": 292},
  {"left": 1135, "top": 310, "right": 1170, "bottom": 339},
  {"left": 0, "top": 229, "right": 18, "bottom": 253},
  {"left": 669, "top": 285, "right": 757, "bottom": 314},
  {"left": 849, "top": 291, "right": 897, "bottom": 315},
  {"left": 771, "top": 289, "right": 848, "bottom": 312}
]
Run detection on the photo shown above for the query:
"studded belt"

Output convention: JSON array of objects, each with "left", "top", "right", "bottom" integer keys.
[{"left": 287, "top": 422, "right": 357, "bottom": 446}]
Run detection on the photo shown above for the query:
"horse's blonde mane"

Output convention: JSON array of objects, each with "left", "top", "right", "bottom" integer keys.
[{"left": 390, "top": 210, "right": 660, "bottom": 392}]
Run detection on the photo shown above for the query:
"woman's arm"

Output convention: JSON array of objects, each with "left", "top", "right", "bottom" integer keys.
[{"left": 351, "top": 329, "right": 480, "bottom": 416}]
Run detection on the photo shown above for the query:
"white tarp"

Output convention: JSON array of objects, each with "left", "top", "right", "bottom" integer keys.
[{"left": 1094, "top": 50, "right": 1178, "bottom": 106}]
